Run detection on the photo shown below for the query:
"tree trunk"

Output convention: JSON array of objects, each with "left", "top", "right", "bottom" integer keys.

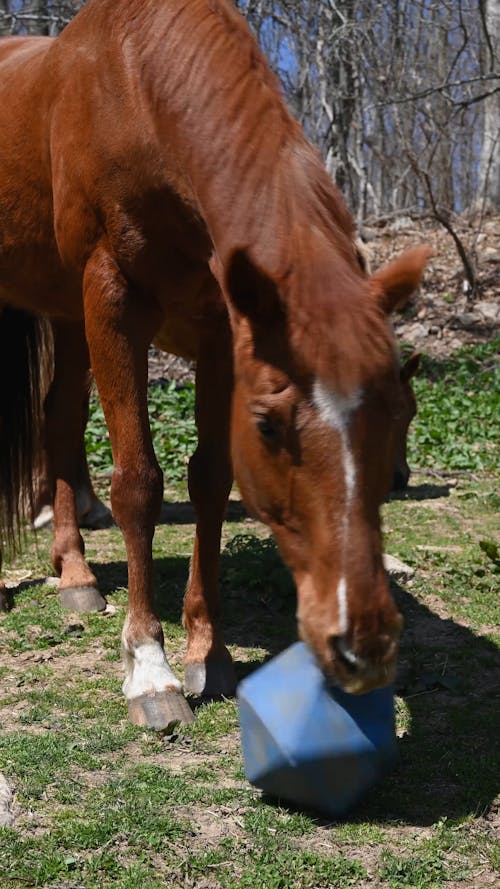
[{"left": 478, "top": 0, "right": 500, "bottom": 212}]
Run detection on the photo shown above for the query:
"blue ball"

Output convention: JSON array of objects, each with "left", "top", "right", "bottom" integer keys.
[{"left": 238, "top": 642, "right": 397, "bottom": 817}]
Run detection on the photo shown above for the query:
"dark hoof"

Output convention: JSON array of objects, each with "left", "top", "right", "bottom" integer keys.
[
  {"left": 391, "top": 469, "right": 409, "bottom": 492},
  {"left": 184, "top": 659, "right": 238, "bottom": 698},
  {"left": 0, "top": 587, "right": 13, "bottom": 612},
  {"left": 79, "top": 501, "right": 114, "bottom": 530},
  {"left": 60, "top": 586, "right": 107, "bottom": 612},
  {"left": 127, "top": 690, "right": 195, "bottom": 730}
]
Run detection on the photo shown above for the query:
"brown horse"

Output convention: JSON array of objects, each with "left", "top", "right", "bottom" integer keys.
[
  {"left": 0, "top": 0, "right": 431, "bottom": 728},
  {"left": 27, "top": 242, "right": 420, "bottom": 534}
]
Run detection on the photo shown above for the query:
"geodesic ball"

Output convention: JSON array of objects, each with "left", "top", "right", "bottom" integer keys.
[{"left": 237, "top": 642, "right": 397, "bottom": 817}]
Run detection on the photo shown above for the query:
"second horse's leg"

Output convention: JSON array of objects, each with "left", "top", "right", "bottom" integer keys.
[
  {"left": 74, "top": 395, "right": 113, "bottom": 530},
  {"left": 33, "top": 388, "right": 112, "bottom": 531}
]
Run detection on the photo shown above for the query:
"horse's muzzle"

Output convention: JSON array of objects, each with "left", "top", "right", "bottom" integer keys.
[{"left": 328, "top": 629, "right": 401, "bottom": 694}]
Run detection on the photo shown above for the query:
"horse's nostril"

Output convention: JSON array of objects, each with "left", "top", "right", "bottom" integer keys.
[{"left": 331, "top": 636, "right": 362, "bottom": 674}]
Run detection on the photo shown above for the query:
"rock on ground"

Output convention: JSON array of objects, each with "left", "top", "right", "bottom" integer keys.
[
  {"left": 0, "top": 773, "right": 14, "bottom": 827},
  {"left": 384, "top": 553, "right": 415, "bottom": 584}
]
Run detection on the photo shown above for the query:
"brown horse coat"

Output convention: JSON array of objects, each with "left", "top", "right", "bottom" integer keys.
[{"left": 0, "top": 1, "right": 431, "bottom": 726}]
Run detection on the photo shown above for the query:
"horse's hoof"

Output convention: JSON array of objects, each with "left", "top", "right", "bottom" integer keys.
[
  {"left": 127, "top": 690, "right": 195, "bottom": 730},
  {"left": 32, "top": 504, "right": 54, "bottom": 530},
  {"left": 60, "top": 586, "right": 107, "bottom": 612},
  {"left": 184, "top": 659, "right": 238, "bottom": 698},
  {"left": 79, "top": 500, "right": 114, "bottom": 530},
  {"left": 0, "top": 585, "right": 12, "bottom": 612}
]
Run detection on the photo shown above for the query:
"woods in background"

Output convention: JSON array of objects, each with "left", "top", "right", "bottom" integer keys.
[{"left": 1, "top": 0, "right": 498, "bottom": 279}]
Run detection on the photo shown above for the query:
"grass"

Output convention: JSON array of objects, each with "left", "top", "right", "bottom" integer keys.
[
  {"left": 86, "top": 380, "right": 196, "bottom": 482},
  {"left": 83, "top": 340, "right": 500, "bottom": 482},
  {"left": 406, "top": 339, "right": 499, "bottom": 472},
  {"left": 0, "top": 341, "right": 498, "bottom": 887}
]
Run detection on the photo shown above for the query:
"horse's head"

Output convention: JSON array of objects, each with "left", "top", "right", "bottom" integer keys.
[
  {"left": 392, "top": 352, "right": 421, "bottom": 491},
  {"left": 222, "top": 243, "right": 432, "bottom": 694}
]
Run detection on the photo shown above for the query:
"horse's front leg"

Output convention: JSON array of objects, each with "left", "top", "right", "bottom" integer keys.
[
  {"left": 45, "top": 320, "right": 106, "bottom": 612},
  {"left": 183, "top": 321, "right": 237, "bottom": 697},
  {"left": 84, "top": 245, "right": 193, "bottom": 729}
]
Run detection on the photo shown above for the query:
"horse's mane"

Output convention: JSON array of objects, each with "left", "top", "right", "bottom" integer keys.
[{"left": 64, "top": 0, "right": 394, "bottom": 391}]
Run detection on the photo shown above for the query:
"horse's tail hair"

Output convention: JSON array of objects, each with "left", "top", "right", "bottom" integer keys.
[{"left": 0, "top": 307, "right": 53, "bottom": 567}]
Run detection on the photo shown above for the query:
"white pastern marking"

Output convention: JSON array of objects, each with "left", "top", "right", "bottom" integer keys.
[
  {"left": 313, "top": 380, "right": 362, "bottom": 635},
  {"left": 122, "top": 637, "right": 182, "bottom": 700}
]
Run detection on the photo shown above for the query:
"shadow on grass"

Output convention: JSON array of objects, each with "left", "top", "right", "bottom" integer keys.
[
  {"left": 387, "top": 482, "right": 452, "bottom": 502},
  {"left": 6, "top": 510, "right": 497, "bottom": 829},
  {"left": 158, "top": 498, "right": 248, "bottom": 525},
  {"left": 354, "top": 581, "right": 500, "bottom": 826},
  {"left": 92, "top": 533, "right": 499, "bottom": 827}
]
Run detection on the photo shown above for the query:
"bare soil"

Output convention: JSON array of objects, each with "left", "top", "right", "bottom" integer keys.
[{"left": 366, "top": 215, "right": 499, "bottom": 357}]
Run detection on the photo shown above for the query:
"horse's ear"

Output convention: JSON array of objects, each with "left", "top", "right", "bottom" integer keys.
[
  {"left": 370, "top": 245, "right": 433, "bottom": 314},
  {"left": 225, "top": 249, "right": 283, "bottom": 324},
  {"left": 400, "top": 352, "right": 421, "bottom": 382}
]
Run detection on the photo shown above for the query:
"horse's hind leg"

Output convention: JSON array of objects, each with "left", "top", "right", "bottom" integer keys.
[
  {"left": 74, "top": 434, "right": 113, "bottom": 530},
  {"left": 83, "top": 245, "right": 193, "bottom": 729},
  {"left": 33, "top": 399, "right": 112, "bottom": 532},
  {"left": 183, "top": 322, "right": 237, "bottom": 697},
  {"left": 45, "top": 321, "right": 106, "bottom": 612}
]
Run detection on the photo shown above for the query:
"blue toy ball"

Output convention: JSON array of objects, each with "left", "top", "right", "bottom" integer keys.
[{"left": 238, "top": 642, "right": 397, "bottom": 817}]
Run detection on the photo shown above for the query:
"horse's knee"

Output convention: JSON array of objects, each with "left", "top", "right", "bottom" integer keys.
[{"left": 111, "top": 461, "right": 163, "bottom": 529}]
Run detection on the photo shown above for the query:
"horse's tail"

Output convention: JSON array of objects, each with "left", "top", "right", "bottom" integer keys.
[{"left": 0, "top": 307, "right": 53, "bottom": 566}]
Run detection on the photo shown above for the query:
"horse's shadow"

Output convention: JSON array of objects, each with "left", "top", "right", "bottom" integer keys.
[
  {"left": 387, "top": 482, "right": 452, "bottom": 502},
  {"left": 93, "top": 531, "right": 499, "bottom": 828},
  {"left": 158, "top": 498, "right": 248, "bottom": 525}
]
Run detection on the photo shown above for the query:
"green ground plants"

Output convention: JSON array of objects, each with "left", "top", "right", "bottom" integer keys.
[
  {"left": 407, "top": 339, "right": 499, "bottom": 472},
  {"left": 0, "top": 340, "right": 498, "bottom": 887},
  {"left": 0, "top": 472, "right": 498, "bottom": 887},
  {"left": 83, "top": 339, "right": 499, "bottom": 481},
  {"left": 86, "top": 380, "right": 196, "bottom": 482}
]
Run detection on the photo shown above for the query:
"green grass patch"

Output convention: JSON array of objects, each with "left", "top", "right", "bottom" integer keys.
[
  {"left": 185, "top": 838, "right": 366, "bottom": 888},
  {"left": 0, "top": 341, "right": 499, "bottom": 887},
  {"left": 1, "top": 479, "right": 498, "bottom": 886},
  {"left": 408, "top": 339, "right": 499, "bottom": 471},
  {"left": 86, "top": 380, "right": 196, "bottom": 482},
  {"left": 83, "top": 341, "right": 499, "bottom": 484}
]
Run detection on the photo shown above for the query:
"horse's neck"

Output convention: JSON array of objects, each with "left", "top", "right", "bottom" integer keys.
[
  {"left": 61, "top": 0, "right": 355, "bottom": 282},
  {"left": 123, "top": 1, "right": 353, "bottom": 270}
]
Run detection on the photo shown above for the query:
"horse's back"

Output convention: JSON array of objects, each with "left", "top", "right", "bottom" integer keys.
[
  {"left": 0, "top": 35, "right": 52, "bottom": 74},
  {"left": 0, "top": 33, "right": 82, "bottom": 316},
  {"left": 0, "top": 35, "right": 54, "bottom": 127}
]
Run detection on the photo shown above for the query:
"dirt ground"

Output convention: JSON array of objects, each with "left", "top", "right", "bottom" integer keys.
[
  {"left": 147, "top": 215, "right": 499, "bottom": 384},
  {"left": 365, "top": 214, "right": 499, "bottom": 357}
]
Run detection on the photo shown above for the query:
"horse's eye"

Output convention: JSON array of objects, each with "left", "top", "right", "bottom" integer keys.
[{"left": 256, "top": 415, "right": 280, "bottom": 442}]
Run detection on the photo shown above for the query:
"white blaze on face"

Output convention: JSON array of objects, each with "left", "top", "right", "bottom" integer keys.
[
  {"left": 121, "top": 619, "right": 182, "bottom": 700},
  {"left": 312, "top": 381, "right": 362, "bottom": 635},
  {"left": 336, "top": 575, "right": 349, "bottom": 636}
]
